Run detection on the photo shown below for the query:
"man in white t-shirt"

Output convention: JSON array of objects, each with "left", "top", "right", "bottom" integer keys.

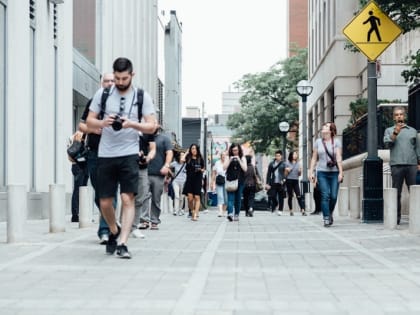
[{"left": 87, "top": 57, "right": 157, "bottom": 258}]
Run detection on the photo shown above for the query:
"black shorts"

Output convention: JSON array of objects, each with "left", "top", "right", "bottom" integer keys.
[{"left": 97, "top": 154, "right": 139, "bottom": 198}]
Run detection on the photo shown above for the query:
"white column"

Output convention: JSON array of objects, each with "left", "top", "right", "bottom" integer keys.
[
  {"left": 79, "top": 186, "right": 92, "bottom": 228},
  {"left": 409, "top": 186, "right": 420, "bottom": 234},
  {"left": 338, "top": 187, "right": 349, "bottom": 216},
  {"left": 349, "top": 186, "right": 360, "bottom": 219},
  {"left": 384, "top": 188, "right": 397, "bottom": 229},
  {"left": 7, "top": 185, "right": 27, "bottom": 243},
  {"left": 49, "top": 184, "right": 66, "bottom": 233}
]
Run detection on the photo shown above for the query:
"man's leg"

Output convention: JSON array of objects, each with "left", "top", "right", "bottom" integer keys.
[
  {"left": 134, "top": 168, "right": 151, "bottom": 228},
  {"left": 119, "top": 192, "right": 135, "bottom": 244},
  {"left": 149, "top": 175, "right": 164, "bottom": 226},
  {"left": 391, "top": 166, "right": 405, "bottom": 223}
]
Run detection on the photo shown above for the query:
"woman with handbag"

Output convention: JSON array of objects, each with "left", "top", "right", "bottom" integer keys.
[
  {"left": 308, "top": 122, "right": 343, "bottom": 227},
  {"left": 285, "top": 151, "right": 306, "bottom": 216},
  {"left": 170, "top": 151, "right": 187, "bottom": 216},
  {"left": 182, "top": 144, "right": 205, "bottom": 221},
  {"left": 223, "top": 143, "right": 247, "bottom": 221},
  {"left": 243, "top": 155, "right": 257, "bottom": 217},
  {"left": 211, "top": 152, "right": 228, "bottom": 217}
]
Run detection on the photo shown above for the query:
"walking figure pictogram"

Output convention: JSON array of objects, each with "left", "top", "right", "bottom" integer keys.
[{"left": 363, "top": 10, "right": 381, "bottom": 42}]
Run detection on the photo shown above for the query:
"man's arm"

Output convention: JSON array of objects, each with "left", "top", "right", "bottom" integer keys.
[
  {"left": 122, "top": 114, "right": 158, "bottom": 134},
  {"left": 160, "top": 149, "right": 174, "bottom": 176}
]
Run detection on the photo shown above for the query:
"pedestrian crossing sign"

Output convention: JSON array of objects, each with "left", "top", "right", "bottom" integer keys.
[{"left": 342, "top": 0, "right": 402, "bottom": 61}]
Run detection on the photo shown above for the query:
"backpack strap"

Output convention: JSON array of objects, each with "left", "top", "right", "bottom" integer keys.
[
  {"left": 99, "top": 87, "right": 111, "bottom": 120},
  {"left": 136, "top": 88, "right": 144, "bottom": 122}
]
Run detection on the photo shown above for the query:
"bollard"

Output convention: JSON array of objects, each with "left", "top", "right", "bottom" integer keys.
[
  {"left": 383, "top": 188, "right": 397, "bottom": 229},
  {"left": 79, "top": 186, "right": 92, "bottom": 228},
  {"left": 7, "top": 185, "right": 27, "bottom": 243},
  {"left": 349, "top": 186, "right": 360, "bottom": 219},
  {"left": 49, "top": 184, "right": 66, "bottom": 233},
  {"left": 409, "top": 185, "right": 420, "bottom": 234},
  {"left": 338, "top": 187, "right": 349, "bottom": 217},
  {"left": 304, "top": 192, "right": 311, "bottom": 212}
]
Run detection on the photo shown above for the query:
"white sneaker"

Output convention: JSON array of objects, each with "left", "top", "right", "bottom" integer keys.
[
  {"left": 131, "top": 229, "right": 145, "bottom": 239},
  {"left": 177, "top": 210, "right": 185, "bottom": 216},
  {"left": 277, "top": 210, "right": 283, "bottom": 216},
  {"left": 99, "top": 234, "right": 109, "bottom": 245},
  {"left": 203, "top": 209, "right": 209, "bottom": 214}
]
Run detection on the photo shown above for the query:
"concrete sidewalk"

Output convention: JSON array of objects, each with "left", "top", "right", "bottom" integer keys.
[{"left": 1, "top": 209, "right": 420, "bottom": 315}]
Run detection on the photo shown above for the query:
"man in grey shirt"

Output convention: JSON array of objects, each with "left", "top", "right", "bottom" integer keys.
[
  {"left": 384, "top": 106, "right": 420, "bottom": 225},
  {"left": 87, "top": 57, "right": 157, "bottom": 258}
]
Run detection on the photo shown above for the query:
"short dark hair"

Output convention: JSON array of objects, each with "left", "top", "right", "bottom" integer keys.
[
  {"left": 275, "top": 150, "right": 283, "bottom": 156},
  {"left": 113, "top": 57, "right": 133, "bottom": 73}
]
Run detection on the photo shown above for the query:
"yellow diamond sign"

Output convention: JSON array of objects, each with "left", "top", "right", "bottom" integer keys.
[{"left": 343, "top": 0, "right": 402, "bottom": 61}]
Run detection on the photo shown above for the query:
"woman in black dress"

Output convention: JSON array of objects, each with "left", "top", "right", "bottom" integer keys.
[{"left": 183, "top": 144, "right": 205, "bottom": 221}]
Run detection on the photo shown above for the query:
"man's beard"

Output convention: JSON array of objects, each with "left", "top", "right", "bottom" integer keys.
[{"left": 116, "top": 79, "right": 131, "bottom": 92}]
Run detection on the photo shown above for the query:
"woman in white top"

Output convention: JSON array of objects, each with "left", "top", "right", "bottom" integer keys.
[
  {"left": 308, "top": 122, "right": 343, "bottom": 227},
  {"left": 170, "top": 151, "right": 187, "bottom": 216},
  {"left": 211, "top": 152, "right": 228, "bottom": 217}
]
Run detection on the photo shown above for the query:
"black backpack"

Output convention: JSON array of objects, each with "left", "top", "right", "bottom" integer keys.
[{"left": 99, "top": 87, "right": 144, "bottom": 121}]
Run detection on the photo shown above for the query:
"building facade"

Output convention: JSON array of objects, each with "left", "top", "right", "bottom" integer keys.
[{"left": 288, "top": 0, "right": 308, "bottom": 56}]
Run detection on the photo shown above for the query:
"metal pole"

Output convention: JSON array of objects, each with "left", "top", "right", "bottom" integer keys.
[
  {"left": 362, "top": 61, "right": 383, "bottom": 222},
  {"left": 301, "top": 95, "right": 309, "bottom": 197},
  {"left": 282, "top": 132, "right": 286, "bottom": 159}
]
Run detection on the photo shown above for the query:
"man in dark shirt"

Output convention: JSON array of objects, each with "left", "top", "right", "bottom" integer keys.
[{"left": 79, "top": 73, "right": 114, "bottom": 244}]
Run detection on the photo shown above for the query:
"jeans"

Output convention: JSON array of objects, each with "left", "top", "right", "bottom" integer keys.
[
  {"left": 86, "top": 150, "right": 110, "bottom": 237},
  {"left": 242, "top": 185, "right": 255, "bottom": 210},
  {"left": 71, "top": 163, "right": 89, "bottom": 216},
  {"left": 391, "top": 165, "right": 417, "bottom": 221},
  {"left": 134, "top": 168, "right": 151, "bottom": 226},
  {"left": 227, "top": 182, "right": 244, "bottom": 216},
  {"left": 148, "top": 175, "right": 165, "bottom": 225},
  {"left": 269, "top": 183, "right": 285, "bottom": 212},
  {"left": 216, "top": 184, "right": 227, "bottom": 206},
  {"left": 316, "top": 171, "right": 339, "bottom": 219},
  {"left": 286, "top": 179, "right": 304, "bottom": 210},
  {"left": 172, "top": 180, "right": 185, "bottom": 213}
]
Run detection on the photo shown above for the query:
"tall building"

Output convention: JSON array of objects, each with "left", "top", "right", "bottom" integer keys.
[
  {"left": 222, "top": 91, "right": 245, "bottom": 115},
  {"left": 163, "top": 11, "right": 183, "bottom": 145},
  {"left": 288, "top": 0, "right": 308, "bottom": 56}
]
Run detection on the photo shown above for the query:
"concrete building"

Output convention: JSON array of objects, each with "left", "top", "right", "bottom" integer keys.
[
  {"left": 222, "top": 91, "right": 245, "bottom": 115},
  {"left": 0, "top": 0, "right": 73, "bottom": 220},
  {"left": 163, "top": 11, "right": 182, "bottom": 145},
  {"left": 306, "top": 0, "right": 420, "bottom": 208}
]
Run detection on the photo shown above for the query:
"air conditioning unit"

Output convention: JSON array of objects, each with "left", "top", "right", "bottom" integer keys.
[{"left": 49, "top": 0, "right": 64, "bottom": 4}]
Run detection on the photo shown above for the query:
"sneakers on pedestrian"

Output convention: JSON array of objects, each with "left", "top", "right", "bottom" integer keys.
[
  {"left": 177, "top": 210, "right": 185, "bottom": 216},
  {"left": 233, "top": 215, "right": 239, "bottom": 221},
  {"left": 277, "top": 210, "right": 283, "bottom": 216},
  {"left": 116, "top": 244, "right": 131, "bottom": 259},
  {"left": 290, "top": 211, "right": 294, "bottom": 216},
  {"left": 227, "top": 214, "right": 233, "bottom": 222},
  {"left": 71, "top": 214, "right": 79, "bottom": 222},
  {"left": 131, "top": 229, "right": 145, "bottom": 239},
  {"left": 173, "top": 211, "right": 177, "bottom": 216},
  {"left": 203, "top": 209, "right": 209, "bottom": 214},
  {"left": 99, "top": 234, "right": 109, "bottom": 245},
  {"left": 324, "top": 219, "right": 331, "bottom": 227},
  {"left": 106, "top": 225, "right": 121, "bottom": 255}
]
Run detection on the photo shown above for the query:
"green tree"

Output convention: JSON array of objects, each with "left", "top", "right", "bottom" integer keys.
[
  {"left": 358, "top": 0, "right": 420, "bottom": 83},
  {"left": 226, "top": 49, "right": 307, "bottom": 154}
]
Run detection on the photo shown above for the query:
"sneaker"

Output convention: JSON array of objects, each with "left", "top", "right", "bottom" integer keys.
[
  {"left": 227, "top": 214, "right": 233, "bottom": 222},
  {"left": 106, "top": 225, "right": 121, "bottom": 255},
  {"left": 99, "top": 234, "right": 109, "bottom": 245},
  {"left": 217, "top": 211, "right": 223, "bottom": 217},
  {"left": 277, "top": 211, "right": 283, "bottom": 216},
  {"left": 290, "top": 211, "right": 294, "bottom": 216},
  {"left": 203, "top": 209, "right": 209, "bottom": 214},
  {"left": 173, "top": 211, "right": 177, "bottom": 216},
  {"left": 131, "top": 229, "right": 145, "bottom": 239},
  {"left": 248, "top": 208, "right": 253, "bottom": 217},
  {"left": 178, "top": 210, "right": 185, "bottom": 216},
  {"left": 324, "top": 219, "right": 330, "bottom": 227},
  {"left": 116, "top": 244, "right": 131, "bottom": 259},
  {"left": 71, "top": 214, "right": 79, "bottom": 222},
  {"left": 233, "top": 215, "right": 239, "bottom": 221}
]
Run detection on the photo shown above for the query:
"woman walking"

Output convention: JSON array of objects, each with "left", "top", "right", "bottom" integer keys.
[
  {"left": 243, "top": 155, "right": 258, "bottom": 217},
  {"left": 211, "top": 152, "right": 228, "bottom": 217},
  {"left": 183, "top": 144, "right": 205, "bottom": 221},
  {"left": 223, "top": 143, "right": 247, "bottom": 221},
  {"left": 308, "top": 122, "right": 343, "bottom": 227},
  {"left": 285, "top": 151, "right": 306, "bottom": 216},
  {"left": 170, "top": 151, "right": 187, "bottom": 216}
]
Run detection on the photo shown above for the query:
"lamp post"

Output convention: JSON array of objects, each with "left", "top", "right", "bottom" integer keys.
[
  {"left": 278, "top": 121, "right": 290, "bottom": 159},
  {"left": 296, "top": 80, "right": 313, "bottom": 203}
]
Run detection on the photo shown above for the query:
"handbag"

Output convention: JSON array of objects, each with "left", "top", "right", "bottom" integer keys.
[
  {"left": 216, "top": 174, "right": 225, "bottom": 185},
  {"left": 225, "top": 179, "right": 238, "bottom": 192},
  {"left": 67, "top": 135, "right": 87, "bottom": 163}
]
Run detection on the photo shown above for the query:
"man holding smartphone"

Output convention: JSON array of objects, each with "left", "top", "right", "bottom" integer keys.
[{"left": 384, "top": 107, "right": 420, "bottom": 225}]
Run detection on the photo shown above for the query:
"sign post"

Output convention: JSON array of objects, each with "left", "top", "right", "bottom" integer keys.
[{"left": 343, "top": 0, "right": 402, "bottom": 223}]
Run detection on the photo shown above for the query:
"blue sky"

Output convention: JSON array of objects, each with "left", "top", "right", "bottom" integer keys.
[{"left": 159, "top": 0, "right": 288, "bottom": 115}]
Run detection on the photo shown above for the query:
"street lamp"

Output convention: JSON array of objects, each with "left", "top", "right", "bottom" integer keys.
[
  {"left": 296, "top": 80, "right": 313, "bottom": 203},
  {"left": 278, "top": 121, "right": 290, "bottom": 159}
]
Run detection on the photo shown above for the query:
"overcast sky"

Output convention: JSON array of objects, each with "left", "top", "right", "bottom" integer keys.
[{"left": 159, "top": 0, "right": 288, "bottom": 115}]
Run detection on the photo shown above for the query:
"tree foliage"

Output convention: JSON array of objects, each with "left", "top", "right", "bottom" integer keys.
[
  {"left": 226, "top": 49, "right": 308, "bottom": 154},
  {"left": 358, "top": 0, "right": 420, "bottom": 83}
]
